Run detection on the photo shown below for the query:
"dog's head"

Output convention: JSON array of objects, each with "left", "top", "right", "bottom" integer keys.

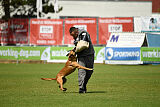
[{"left": 66, "top": 50, "right": 76, "bottom": 59}]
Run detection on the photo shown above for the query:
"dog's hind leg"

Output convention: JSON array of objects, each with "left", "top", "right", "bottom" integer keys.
[{"left": 57, "top": 76, "right": 67, "bottom": 91}]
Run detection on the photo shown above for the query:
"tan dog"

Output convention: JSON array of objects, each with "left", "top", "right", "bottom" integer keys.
[{"left": 41, "top": 50, "right": 93, "bottom": 91}]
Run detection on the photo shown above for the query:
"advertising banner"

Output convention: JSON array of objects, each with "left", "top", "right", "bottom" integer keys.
[
  {"left": 0, "top": 20, "right": 9, "bottom": 44},
  {"left": 0, "top": 19, "right": 29, "bottom": 44},
  {"left": 94, "top": 47, "right": 105, "bottom": 63},
  {"left": 107, "top": 33, "right": 146, "bottom": 47},
  {"left": 105, "top": 47, "right": 141, "bottom": 64},
  {"left": 141, "top": 47, "right": 160, "bottom": 64},
  {"left": 50, "top": 47, "right": 73, "bottom": 61},
  {"left": 0, "top": 46, "right": 48, "bottom": 60},
  {"left": 64, "top": 18, "right": 97, "bottom": 45},
  {"left": 141, "top": 16, "right": 160, "bottom": 32},
  {"left": 98, "top": 17, "right": 134, "bottom": 45},
  {"left": 9, "top": 19, "right": 29, "bottom": 44},
  {"left": 0, "top": 46, "right": 105, "bottom": 63},
  {"left": 30, "top": 19, "right": 63, "bottom": 45},
  {"left": 49, "top": 46, "right": 105, "bottom": 63}
]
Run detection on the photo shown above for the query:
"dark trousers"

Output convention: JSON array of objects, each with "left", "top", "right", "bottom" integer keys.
[{"left": 78, "top": 54, "right": 94, "bottom": 91}]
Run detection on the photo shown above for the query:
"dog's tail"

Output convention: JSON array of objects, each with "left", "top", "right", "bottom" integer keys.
[{"left": 41, "top": 78, "right": 56, "bottom": 81}]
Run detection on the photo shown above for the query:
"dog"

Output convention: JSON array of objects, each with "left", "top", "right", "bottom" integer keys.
[{"left": 41, "top": 50, "right": 93, "bottom": 91}]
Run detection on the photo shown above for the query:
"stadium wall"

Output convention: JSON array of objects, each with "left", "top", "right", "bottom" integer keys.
[
  {"left": 56, "top": 1, "right": 152, "bottom": 17},
  {"left": 1, "top": 16, "right": 160, "bottom": 64}
]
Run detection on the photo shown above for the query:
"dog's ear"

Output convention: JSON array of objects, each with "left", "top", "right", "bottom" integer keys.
[
  {"left": 66, "top": 50, "right": 71, "bottom": 56},
  {"left": 66, "top": 53, "right": 69, "bottom": 56},
  {"left": 72, "top": 47, "right": 76, "bottom": 52}
]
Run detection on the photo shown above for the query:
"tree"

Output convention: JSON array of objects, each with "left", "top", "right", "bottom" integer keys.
[
  {"left": 1, "top": 0, "right": 63, "bottom": 19},
  {"left": 1, "top": 0, "right": 10, "bottom": 20}
]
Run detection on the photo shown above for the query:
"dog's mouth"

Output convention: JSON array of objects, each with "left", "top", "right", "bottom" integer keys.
[
  {"left": 69, "top": 54, "right": 75, "bottom": 58},
  {"left": 66, "top": 50, "right": 76, "bottom": 58}
]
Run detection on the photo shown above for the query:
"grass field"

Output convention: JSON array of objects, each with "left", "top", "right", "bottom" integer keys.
[{"left": 0, "top": 63, "right": 160, "bottom": 107}]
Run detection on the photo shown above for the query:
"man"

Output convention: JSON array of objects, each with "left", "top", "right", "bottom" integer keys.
[{"left": 69, "top": 27, "right": 95, "bottom": 93}]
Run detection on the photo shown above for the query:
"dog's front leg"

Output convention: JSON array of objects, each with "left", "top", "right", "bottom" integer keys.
[{"left": 72, "top": 62, "right": 93, "bottom": 70}]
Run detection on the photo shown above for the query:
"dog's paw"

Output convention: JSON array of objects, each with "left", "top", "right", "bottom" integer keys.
[
  {"left": 88, "top": 68, "right": 94, "bottom": 71},
  {"left": 62, "top": 88, "right": 67, "bottom": 91},
  {"left": 59, "top": 86, "right": 67, "bottom": 91}
]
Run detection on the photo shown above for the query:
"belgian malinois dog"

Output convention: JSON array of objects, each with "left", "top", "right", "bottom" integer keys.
[{"left": 41, "top": 50, "right": 93, "bottom": 91}]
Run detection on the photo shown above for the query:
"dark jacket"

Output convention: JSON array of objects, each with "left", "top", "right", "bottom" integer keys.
[{"left": 74, "top": 29, "right": 95, "bottom": 57}]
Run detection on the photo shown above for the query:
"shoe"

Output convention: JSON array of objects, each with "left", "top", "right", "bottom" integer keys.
[
  {"left": 79, "top": 90, "right": 86, "bottom": 94},
  {"left": 79, "top": 88, "right": 86, "bottom": 94}
]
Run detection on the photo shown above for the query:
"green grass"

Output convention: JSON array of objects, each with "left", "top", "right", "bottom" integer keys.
[{"left": 0, "top": 63, "right": 160, "bottom": 107}]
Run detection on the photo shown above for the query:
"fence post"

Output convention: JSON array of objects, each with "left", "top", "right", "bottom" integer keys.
[
  {"left": 96, "top": 17, "right": 99, "bottom": 45},
  {"left": 28, "top": 18, "right": 31, "bottom": 45},
  {"left": 62, "top": 18, "right": 65, "bottom": 45}
]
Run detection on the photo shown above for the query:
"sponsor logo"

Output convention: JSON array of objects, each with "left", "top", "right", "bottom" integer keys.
[
  {"left": 0, "top": 22, "right": 8, "bottom": 30},
  {"left": 41, "top": 47, "right": 50, "bottom": 60},
  {"left": 110, "top": 35, "right": 119, "bottom": 42},
  {"left": 97, "top": 47, "right": 105, "bottom": 60},
  {"left": 142, "top": 49, "right": 160, "bottom": 58},
  {"left": 106, "top": 48, "right": 113, "bottom": 60},
  {"left": 0, "top": 48, "right": 40, "bottom": 59},
  {"left": 99, "top": 19, "right": 132, "bottom": 23},
  {"left": 108, "top": 24, "right": 122, "bottom": 32},
  {"left": 40, "top": 26, "right": 53, "bottom": 33},
  {"left": 51, "top": 49, "right": 68, "bottom": 57},
  {"left": 74, "top": 25, "right": 87, "bottom": 31},
  {"left": 32, "top": 20, "right": 62, "bottom": 25},
  {"left": 114, "top": 51, "right": 140, "bottom": 58},
  {"left": 105, "top": 47, "right": 140, "bottom": 60},
  {"left": 39, "top": 26, "right": 53, "bottom": 39},
  {"left": 65, "top": 20, "right": 95, "bottom": 24}
]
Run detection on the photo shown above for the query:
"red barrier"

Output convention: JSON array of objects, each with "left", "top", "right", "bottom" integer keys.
[
  {"left": 0, "top": 20, "right": 9, "bottom": 44},
  {"left": 9, "top": 19, "right": 29, "bottom": 44},
  {"left": 98, "top": 17, "right": 134, "bottom": 45},
  {"left": 1, "top": 17, "right": 134, "bottom": 45},
  {"left": 0, "top": 19, "right": 29, "bottom": 44},
  {"left": 30, "top": 19, "right": 63, "bottom": 45},
  {"left": 64, "top": 18, "right": 97, "bottom": 45}
]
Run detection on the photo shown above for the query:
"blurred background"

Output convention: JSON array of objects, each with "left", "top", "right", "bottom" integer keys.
[{"left": 0, "top": 0, "right": 160, "bottom": 64}]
